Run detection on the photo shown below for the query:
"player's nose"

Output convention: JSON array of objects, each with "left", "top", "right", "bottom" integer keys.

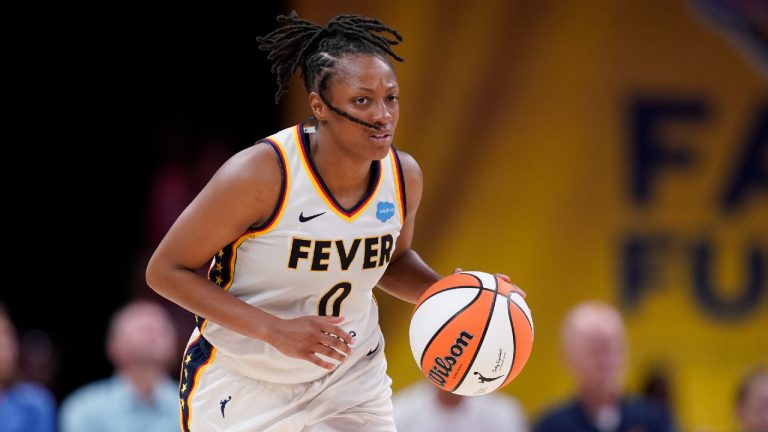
[{"left": 371, "top": 100, "right": 393, "bottom": 125}]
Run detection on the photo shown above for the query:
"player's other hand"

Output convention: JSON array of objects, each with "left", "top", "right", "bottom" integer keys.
[
  {"left": 265, "top": 315, "right": 354, "bottom": 370},
  {"left": 453, "top": 267, "right": 526, "bottom": 298}
]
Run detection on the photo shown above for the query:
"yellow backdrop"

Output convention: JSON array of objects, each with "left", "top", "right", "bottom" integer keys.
[{"left": 285, "top": 1, "right": 767, "bottom": 430}]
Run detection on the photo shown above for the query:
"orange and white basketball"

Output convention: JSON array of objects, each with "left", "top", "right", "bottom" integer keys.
[{"left": 409, "top": 271, "right": 534, "bottom": 396}]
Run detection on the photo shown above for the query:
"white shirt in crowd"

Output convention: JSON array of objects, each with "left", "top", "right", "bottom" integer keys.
[{"left": 393, "top": 381, "right": 529, "bottom": 432}]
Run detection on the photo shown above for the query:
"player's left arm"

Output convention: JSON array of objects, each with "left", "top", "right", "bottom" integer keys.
[{"left": 376, "top": 150, "right": 441, "bottom": 303}]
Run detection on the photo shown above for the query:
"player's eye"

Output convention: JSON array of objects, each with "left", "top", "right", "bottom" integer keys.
[
  {"left": 353, "top": 97, "right": 368, "bottom": 105},
  {"left": 387, "top": 94, "right": 399, "bottom": 102}
]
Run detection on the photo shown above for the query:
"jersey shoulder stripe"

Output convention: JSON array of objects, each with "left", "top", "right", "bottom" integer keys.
[
  {"left": 198, "top": 137, "right": 291, "bottom": 332},
  {"left": 247, "top": 138, "right": 290, "bottom": 233},
  {"left": 389, "top": 146, "right": 407, "bottom": 222}
]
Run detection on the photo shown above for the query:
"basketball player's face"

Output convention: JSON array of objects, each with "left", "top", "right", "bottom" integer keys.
[{"left": 324, "top": 54, "right": 399, "bottom": 160}]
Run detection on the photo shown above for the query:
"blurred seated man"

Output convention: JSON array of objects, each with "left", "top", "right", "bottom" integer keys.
[
  {"left": 60, "top": 300, "right": 180, "bottom": 432},
  {"left": 735, "top": 366, "right": 768, "bottom": 432},
  {"left": 393, "top": 380, "right": 528, "bottom": 432},
  {"left": 0, "top": 303, "right": 56, "bottom": 432},
  {"left": 535, "top": 301, "right": 675, "bottom": 432}
]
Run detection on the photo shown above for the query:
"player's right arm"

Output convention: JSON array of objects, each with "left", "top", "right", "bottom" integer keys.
[{"left": 145, "top": 143, "right": 352, "bottom": 370}]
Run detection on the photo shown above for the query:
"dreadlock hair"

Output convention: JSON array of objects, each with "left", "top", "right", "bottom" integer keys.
[{"left": 257, "top": 11, "right": 404, "bottom": 130}]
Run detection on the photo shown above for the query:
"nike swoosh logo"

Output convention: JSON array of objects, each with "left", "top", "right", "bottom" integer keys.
[
  {"left": 366, "top": 343, "right": 380, "bottom": 356},
  {"left": 299, "top": 211, "right": 326, "bottom": 223}
]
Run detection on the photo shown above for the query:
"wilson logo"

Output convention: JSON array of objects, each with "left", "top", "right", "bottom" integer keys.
[{"left": 427, "top": 331, "right": 474, "bottom": 387}]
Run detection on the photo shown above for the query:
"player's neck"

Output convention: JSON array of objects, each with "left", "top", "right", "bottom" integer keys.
[
  {"left": 309, "top": 131, "right": 372, "bottom": 203},
  {"left": 578, "top": 387, "right": 621, "bottom": 415}
]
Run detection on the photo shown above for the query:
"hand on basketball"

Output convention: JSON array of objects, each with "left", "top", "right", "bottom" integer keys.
[
  {"left": 453, "top": 267, "right": 526, "bottom": 298},
  {"left": 266, "top": 315, "right": 354, "bottom": 370}
]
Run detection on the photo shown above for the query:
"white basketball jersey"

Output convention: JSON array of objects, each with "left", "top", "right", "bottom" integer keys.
[{"left": 199, "top": 123, "right": 406, "bottom": 384}]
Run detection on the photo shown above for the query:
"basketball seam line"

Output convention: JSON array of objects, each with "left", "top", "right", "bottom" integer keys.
[
  {"left": 511, "top": 300, "right": 534, "bottom": 333},
  {"left": 418, "top": 288, "right": 484, "bottom": 367},
  {"left": 449, "top": 275, "right": 498, "bottom": 393},
  {"left": 504, "top": 300, "right": 517, "bottom": 387},
  {"left": 412, "top": 286, "right": 495, "bottom": 315}
]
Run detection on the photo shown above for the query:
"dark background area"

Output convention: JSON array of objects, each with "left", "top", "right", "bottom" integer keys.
[{"left": 4, "top": 4, "right": 285, "bottom": 401}]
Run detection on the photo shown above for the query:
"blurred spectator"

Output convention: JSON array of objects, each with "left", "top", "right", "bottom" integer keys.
[
  {"left": 735, "top": 366, "right": 768, "bottom": 432},
  {"left": 393, "top": 380, "right": 528, "bottom": 432},
  {"left": 0, "top": 303, "right": 57, "bottom": 432},
  {"left": 534, "top": 301, "right": 675, "bottom": 432},
  {"left": 59, "top": 300, "right": 179, "bottom": 432}
]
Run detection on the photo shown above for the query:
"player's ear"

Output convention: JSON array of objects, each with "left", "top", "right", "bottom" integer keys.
[{"left": 308, "top": 92, "right": 328, "bottom": 121}]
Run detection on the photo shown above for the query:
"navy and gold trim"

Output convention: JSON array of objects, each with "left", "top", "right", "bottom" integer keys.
[
  {"left": 207, "top": 246, "right": 235, "bottom": 290},
  {"left": 197, "top": 244, "right": 237, "bottom": 332},
  {"left": 297, "top": 123, "right": 383, "bottom": 222},
  {"left": 179, "top": 334, "right": 216, "bottom": 432},
  {"left": 249, "top": 139, "right": 288, "bottom": 231},
  {"left": 390, "top": 146, "right": 407, "bottom": 221},
  {"left": 197, "top": 137, "right": 291, "bottom": 332}
]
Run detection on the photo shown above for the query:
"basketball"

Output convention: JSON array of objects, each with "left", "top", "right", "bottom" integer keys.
[{"left": 408, "top": 271, "right": 534, "bottom": 396}]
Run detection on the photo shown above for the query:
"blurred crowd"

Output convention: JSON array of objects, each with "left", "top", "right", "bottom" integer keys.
[{"left": 3, "top": 299, "right": 765, "bottom": 432}]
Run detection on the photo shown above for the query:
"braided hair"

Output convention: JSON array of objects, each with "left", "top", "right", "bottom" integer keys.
[{"left": 257, "top": 11, "right": 404, "bottom": 130}]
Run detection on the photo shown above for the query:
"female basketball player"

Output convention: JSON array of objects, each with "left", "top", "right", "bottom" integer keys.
[{"left": 146, "top": 11, "right": 522, "bottom": 431}]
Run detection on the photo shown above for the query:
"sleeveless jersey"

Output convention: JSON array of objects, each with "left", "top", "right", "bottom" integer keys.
[{"left": 198, "top": 123, "right": 407, "bottom": 384}]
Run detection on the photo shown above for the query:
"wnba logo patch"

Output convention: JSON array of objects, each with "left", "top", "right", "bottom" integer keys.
[{"left": 376, "top": 201, "right": 395, "bottom": 222}]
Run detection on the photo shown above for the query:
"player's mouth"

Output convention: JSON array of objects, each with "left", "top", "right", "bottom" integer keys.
[{"left": 368, "top": 131, "right": 392, "bottom": 145}]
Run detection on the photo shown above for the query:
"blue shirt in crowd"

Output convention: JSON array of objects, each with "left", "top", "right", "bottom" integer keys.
[
  {"left": 0, "top": 382, "right": 57, "bottom": 432},
  {"left": 535, "top": 397, "right": 675, "bottom": 432},
  {"left": 59, "top": 375, "right": 179, "bottom": 432}
]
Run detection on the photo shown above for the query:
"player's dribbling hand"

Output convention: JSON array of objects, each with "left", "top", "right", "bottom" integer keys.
[
  {"left": 265, "top": 315, "right": 354, "bottom": 370},
  {"left": 453, "top": 267, "right": 526, "bottom": 298}
]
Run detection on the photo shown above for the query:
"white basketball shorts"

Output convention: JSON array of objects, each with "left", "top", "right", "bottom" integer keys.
[{"left": 179, "top": 328, "right": 395, "bottom": 432}]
